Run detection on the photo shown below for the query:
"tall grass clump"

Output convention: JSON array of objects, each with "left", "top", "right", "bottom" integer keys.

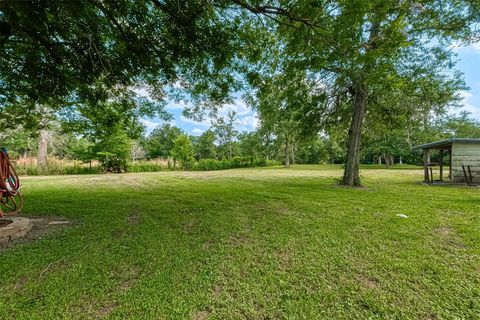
[
  {"left": 14, "top": 157, "right": 103, "bottom": 176},
  {"left": 12, "top": 156, "right": 278, "bottom": 175}
]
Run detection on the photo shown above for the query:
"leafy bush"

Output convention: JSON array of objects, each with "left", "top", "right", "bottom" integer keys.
[
  {"left": 97, "top": 152, "right": 128, "bottom": 173},
  {"left": 94, "top": 125, "right": 131, "bottom": 173},
  {"left": 194, "top": 159, "right": 229, "bottom": 171},
  {"left": 267, "top": 159, "right": 282, "bottom": 167},
  {"left": 128, "top": 161, "right": 167, "bottom": 172},
  {"left": 170, "top": 134, "right": 194, "bottom": 170},
  {"left": 193, "top": 157, "right": 277, "bottom": 171}
]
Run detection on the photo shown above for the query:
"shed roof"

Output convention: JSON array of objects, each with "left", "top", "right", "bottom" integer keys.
[{"left": 412, "top": 138, "right": 480, "bottom": 150}]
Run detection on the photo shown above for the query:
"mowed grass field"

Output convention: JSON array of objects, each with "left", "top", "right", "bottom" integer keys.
[{"left": 1, "top": 165, "right": 479, "bottom": 319}]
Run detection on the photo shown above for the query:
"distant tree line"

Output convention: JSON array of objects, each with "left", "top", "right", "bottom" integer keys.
[{"left": 2, "top": 106, "right": 480, "bottom": 173}]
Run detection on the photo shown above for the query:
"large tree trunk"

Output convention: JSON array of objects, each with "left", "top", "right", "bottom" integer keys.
[
  {"left": 284, "top": 136, "right": 290, "bottom": 168},
  {"left": 37, "top": 129, "right": 49, "bottom": 169},
  {"left": 342, "top": 81, "right": 368, "bottom": 186},
  {"left": 291, "top": 141, "right": 295, "bottom": 165}
]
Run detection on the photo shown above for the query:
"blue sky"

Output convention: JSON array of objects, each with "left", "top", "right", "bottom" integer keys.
[
  {"left": 454, "top": 43, "right": 480, "bottom": 118},
  {"left": 140, "top": 98, "right": 259, "bottom": 136},
  {"left": 141, "top": 42, "right": 480, "bottom": 136}
]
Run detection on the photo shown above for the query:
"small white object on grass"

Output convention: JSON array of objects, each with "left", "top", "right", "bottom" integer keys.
[
  {"left": 48, "top": 220, "right": 70, "bottom": 225},
  {"left": 396, "top": 214, "right": 408, "bottom": 218}
]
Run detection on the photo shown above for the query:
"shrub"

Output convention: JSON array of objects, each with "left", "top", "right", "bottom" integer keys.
[
  {"left": 94, "top": 125, "right": 131, "bottom": 173},
  {"left": 128, "top": 160, "right": 167, "bottom": 172},
  {"left": 193, "top": 157, "right": 275, "bottom": 171},
  {"left": 97, "top": 152, "right": 127, "bottom": 173}
]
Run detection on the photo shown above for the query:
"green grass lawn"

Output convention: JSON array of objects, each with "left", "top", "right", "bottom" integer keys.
[{"left": 1, "top": 165, "right": 479, "bottom": 319}]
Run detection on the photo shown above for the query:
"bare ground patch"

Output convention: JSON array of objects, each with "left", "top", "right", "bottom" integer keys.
[
  {"left": 127, "top": 209, "right": 141, "bottom": 225},
  {"left": 228, "top": 234, "right": 249, "bottom": 246},
  {"left": 356, "top": 273, "right": 379, "bottom": 289},
  {"left": 116, "top": 266, "right": 141, "bottom": 292},
  {"left": 212, "top": 283, "right": 223, "bottom": 298},
  {"left": 276, "top": 249, "right": 293, "bottom": 271},
  {"left": 0, "top": 216, "right": 72, "bottom": 252},
  {"left": 72, "top": 298, "right": 119, "bottom": 319},
  {"left": 191, "top": 309, "right": 212, "bottom": 320},
  {"left": 202, "top": 240, "right": 214, "bottom": 250},
  {"left": 434, "top": 226, "right": 465, "bottom": 249}
]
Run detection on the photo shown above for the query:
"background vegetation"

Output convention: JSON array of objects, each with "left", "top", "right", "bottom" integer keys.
[{"left": 2, "top": 109, "right": 480, "bottom": 175}]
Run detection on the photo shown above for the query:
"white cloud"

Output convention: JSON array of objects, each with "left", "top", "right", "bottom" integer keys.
[
  {"left": 219, "top": 99, "right": 251, "bottom": 116},
  {"left": 179, "top": 115, "right": 212, "bottom": 127},
  {"left": 166, "top": 98, "right": 252, "bottom": 115},
  {"left": 191, "top": 128, "right": 205, "bottom": 136},
  {"left": 134, "top": 88, "right": 151, "bottom": 98},
  {"left": 167, "top": 100, "right": 190, "bottom": 110},
  {"left": 449, "top": 41, "right": 480, "bottom": 53},
  {"left": 172, "top": 98, "right": 258, "bottom": 133},
  {"left": 171, "top": 81, "right": 184, "bottom": 89},
  {"left": 456, "top": 90, "right": 480, "bottom": 120},
  {"left": 472, "top": 42, "right": 480, "bottom": 52},
  {"left": 235, "top": 113, "right": 259, "bottom": 130},
  {"left": 459, "top": 90, "right": 473, "bottom": 100},
  {"left": 140, "top": 118, "right": 161, "bottom": 132},
  {"left": 140, "top": 118, "right": 176, "bottom": 133},
  {"left": 450, "top": 40, "right": 462, "bottom": 52},
  {"left": 460, "top": 103, "right": 480, "bottom": 118}
]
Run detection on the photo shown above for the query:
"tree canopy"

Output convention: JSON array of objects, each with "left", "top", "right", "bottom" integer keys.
[{"left": 243, "top": 0, "right": 479, "bottom": 185}]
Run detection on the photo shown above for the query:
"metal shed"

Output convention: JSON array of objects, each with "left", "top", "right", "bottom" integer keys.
[{"left": 412, "top": 138, "right": 480, "bottom": 184}]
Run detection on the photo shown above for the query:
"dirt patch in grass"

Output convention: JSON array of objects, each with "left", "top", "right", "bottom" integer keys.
[
  {"left": 127, "top": 210, "right": 141, "bottom": 225},
  {"left": 202, "top": 240, "right": 213, "bottom": 250},
  {"left": 73, "top": 299, "right": 118, "bottom": 319},
  {"left": 228, "top": 234, "right": 249, "bottom": 246},
  {"left": 276, "top": 249, "right": 293, "bottom": 271},
  {"left": 212, "top": 283, "right": 223, "bottom": 298},
  {"left": 95, "top": 301, "right": 118, "bottom": 319},
  {"left": 0, "top": 217, "right": 71, "bottom": 252},
  {"left": 192, "top": 310, "right": 211, "bottom": 320},
  {"left": 434, "top": 226, "right": 465, "bottom": 249},
  {"left": 118, "top": 266, "right": 141, "bottom": 292},
  {"left": 424, "top": 311, "right": 439, "bottom": 320},
  {"left": 435, "top": 226, "right": 452, "bottom": 237},
  {"left": 14, "top": 276, "right": 28, "bottom": 291},
  {"left": 356, "top": 273, "right": 379, "bottom": 289}
]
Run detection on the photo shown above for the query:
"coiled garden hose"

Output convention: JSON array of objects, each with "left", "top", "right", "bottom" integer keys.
[{"left": 0, "top": 148, "right": 23, "bottom": 218}]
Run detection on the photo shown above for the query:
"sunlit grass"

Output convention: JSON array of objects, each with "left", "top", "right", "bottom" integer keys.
[{"left": 1, "top": 165, "right": 478, "bottom": 319}]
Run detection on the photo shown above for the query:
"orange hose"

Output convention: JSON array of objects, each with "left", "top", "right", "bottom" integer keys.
[{"left": 0, "top": 149, "right": 23, "bottom": 218}]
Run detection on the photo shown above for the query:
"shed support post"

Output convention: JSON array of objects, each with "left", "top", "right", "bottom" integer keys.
[
  {"left": 423, "top": 149, "right": 429, "bottom": 183},
  {"left": 449, "top": 147, "right": 453, "bottom": 182},
  {"left": 439, "top": 149, "right": 443, "bottom": 181}
]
